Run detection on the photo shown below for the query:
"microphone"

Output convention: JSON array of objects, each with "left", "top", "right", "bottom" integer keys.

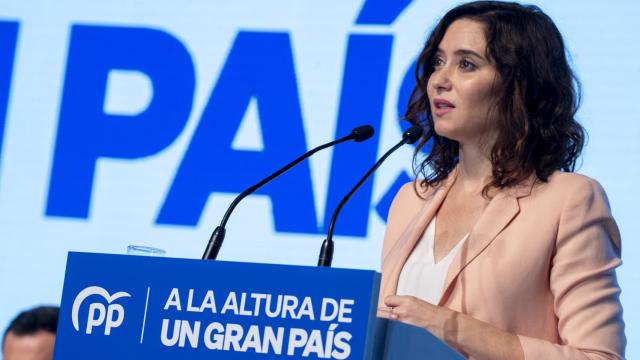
[
  {"left": 317, "top": 125, "right": 424, "bottom": 267},
  {"left": 202, "top": 125, "right": 375, "bottom": 260}
]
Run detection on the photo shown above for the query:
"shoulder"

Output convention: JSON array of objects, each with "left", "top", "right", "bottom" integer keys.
[
  {"left": 381, "top": 180, "right": 435, "bottom": 259},
  {"left": 528, "top": 172, "right": 614, "bottom": 227},
  {"left": 385, "top": 182, "right": 424, "bottom": 232},
  {"left": 390, "top": 182, "right": 425, "bottom": 210},
  {"left": 545, "top": 171, "right": 603, "bottom": 189},
  {"left": 386, "top": 181, "right": 432, "bottom": 224},
  {"left": 535, "top": 172, "right": 620, "bottom": 253},
  {"left": 533, "top": 172, "right": 610, "bottom": 206}
]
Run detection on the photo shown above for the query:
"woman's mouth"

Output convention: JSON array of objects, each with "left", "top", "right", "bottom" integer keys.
[{"left": 433, "top": 98, "right": 455, "bottom": 116}]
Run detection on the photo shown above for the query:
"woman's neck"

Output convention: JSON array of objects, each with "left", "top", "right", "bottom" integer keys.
[{"left": 456, "top": 142, "right": 493, "bottom": 194}]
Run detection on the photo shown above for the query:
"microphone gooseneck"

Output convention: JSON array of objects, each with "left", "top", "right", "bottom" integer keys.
[
  {"left": 202, "top": 125, "right": 375, "bottom": 260},
  {"left": 317, "top": 125, "right": 424, "bottom": 267}
]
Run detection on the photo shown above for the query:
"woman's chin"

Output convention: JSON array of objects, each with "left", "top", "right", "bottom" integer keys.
[{"left": 433, "top": 124, "right": 462, "bottom": 142}]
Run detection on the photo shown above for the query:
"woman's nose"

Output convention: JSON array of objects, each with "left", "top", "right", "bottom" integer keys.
[{"left": 431, "top": 68, "right": 452, "bottom": 92}]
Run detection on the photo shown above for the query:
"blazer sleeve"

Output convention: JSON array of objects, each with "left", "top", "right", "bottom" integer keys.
[{"left": 518, "top": 177, "right": 626, "bottom": 359}]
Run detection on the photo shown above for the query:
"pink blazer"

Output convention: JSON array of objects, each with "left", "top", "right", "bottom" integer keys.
[{"left": 379, "top": 170, "right": 625, "bottom": 359}]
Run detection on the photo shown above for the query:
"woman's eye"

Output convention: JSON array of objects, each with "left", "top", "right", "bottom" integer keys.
[
  {"left": 432, "top": 58, "right": 444, "bottom": 68},
  {"left": 459, "top": 59, "right": 476, "bottom": 70}
]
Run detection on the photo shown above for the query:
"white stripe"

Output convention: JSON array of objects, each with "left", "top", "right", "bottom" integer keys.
[{"left": 140, "top": 287, "right": 151, "bottom": 344}]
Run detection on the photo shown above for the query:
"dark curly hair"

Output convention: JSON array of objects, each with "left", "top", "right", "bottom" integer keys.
[{"left": 406, "top": 1, "right": 585, "bottom": 195}]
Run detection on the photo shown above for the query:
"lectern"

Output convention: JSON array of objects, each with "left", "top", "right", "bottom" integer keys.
[{"left": 53, "top": 252, "right": 463, "bottom": 359}]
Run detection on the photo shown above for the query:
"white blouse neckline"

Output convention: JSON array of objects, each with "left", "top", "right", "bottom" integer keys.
[{"left": 396, "top": 217, "right": 469, "bottom": 304}]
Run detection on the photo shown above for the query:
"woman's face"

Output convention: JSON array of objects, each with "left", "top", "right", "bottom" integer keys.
[{"left": 427, "top": 18, "right": 499, "bottom": 147}]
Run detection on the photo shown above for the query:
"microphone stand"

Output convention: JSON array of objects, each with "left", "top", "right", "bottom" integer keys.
[
  {"left": 202, "top": 125, "right": 374, "bottom": 260},
  {"left": 317, "top": 125, "right": 424, "bottom": 267}
]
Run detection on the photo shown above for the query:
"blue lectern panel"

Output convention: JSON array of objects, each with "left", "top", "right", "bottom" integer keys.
[
  {"left": 54, "top": 252, "right": 380, "bottom": 359},
  {"left": 381, "top": 320, "right": 465, "bottom": 359}
]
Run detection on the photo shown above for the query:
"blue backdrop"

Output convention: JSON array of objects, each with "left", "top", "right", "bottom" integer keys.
[{"left": 0, "top": 0, "right": 638, "bottom": 356}]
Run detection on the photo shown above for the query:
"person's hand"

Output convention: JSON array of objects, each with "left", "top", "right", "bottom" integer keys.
[{"left": 378, "top": 295, "right": 457, "bottom": 341}]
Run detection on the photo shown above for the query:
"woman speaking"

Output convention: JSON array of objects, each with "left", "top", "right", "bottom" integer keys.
[{"left": 377, "top": 1, "right": 625, "bottom": 359}]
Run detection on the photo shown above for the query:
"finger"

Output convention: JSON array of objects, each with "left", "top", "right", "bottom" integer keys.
[
  {"left": 379, "top": 311, "right": 398, "bottom": 320},
  {"left": 377, "top": 307, "right": 391, "bottom": 318},
  {"left": 378, "top": 306, "right": 400, "bottom": 320},
  {"left": 383, "top": 295, "right": 406, "bottom": 307}
]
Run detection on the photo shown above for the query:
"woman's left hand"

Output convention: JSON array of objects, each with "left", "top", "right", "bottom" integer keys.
[
  {"left": 379, "top": 295, "right": 524, "bottom": 360},
  {"left": 378, "top": 295, "right": 456, "bottom": 342}
]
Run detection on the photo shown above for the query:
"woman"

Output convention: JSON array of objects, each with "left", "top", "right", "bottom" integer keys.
[{"left": 377, "top": 2, "right": 625, "bottom": 359}]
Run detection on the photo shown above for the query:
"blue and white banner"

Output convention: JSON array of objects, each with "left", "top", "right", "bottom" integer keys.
[
  {"left": 55, "top": 253, "right": 380, "bottom": 359},
  {"left": 0, "top": 0, "right": 638, "bottom": 355}
]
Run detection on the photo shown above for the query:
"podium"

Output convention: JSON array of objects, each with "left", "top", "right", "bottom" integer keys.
[{"left": 53, "top": 252, "right": 463, "bottom": 359}]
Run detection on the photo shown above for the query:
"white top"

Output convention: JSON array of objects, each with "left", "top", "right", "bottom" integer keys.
[{"left": 396, "top": 217, "right": 469, "bottom": 304}]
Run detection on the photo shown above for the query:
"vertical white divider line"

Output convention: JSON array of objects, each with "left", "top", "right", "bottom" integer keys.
[{"left": 140, "top": 287, "right": 151, "bottom": 344}]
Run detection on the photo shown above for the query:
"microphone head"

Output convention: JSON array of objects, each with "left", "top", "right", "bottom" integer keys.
[
  {"left": 351, "top": 125, "right": 375, "bottom": 142},
  {"left": 403, "top": 125, "right": 424, "bottom": 144}
]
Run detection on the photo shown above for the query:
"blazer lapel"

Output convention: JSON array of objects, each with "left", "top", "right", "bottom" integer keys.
[
  {"left": 438, "top": 180, "right": 534, "bottom": 306},
  {"left": 379, "top": 172, "right": 457, "bottom": 305}
]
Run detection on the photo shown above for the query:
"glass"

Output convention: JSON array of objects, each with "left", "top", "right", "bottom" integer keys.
[{"left": 126, "top": 245, "right": 166, "bottom": 257}]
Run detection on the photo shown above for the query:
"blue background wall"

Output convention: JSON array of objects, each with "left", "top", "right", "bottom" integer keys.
[{"left": 1, "top": 0, "right": 638, "bottom": 356}]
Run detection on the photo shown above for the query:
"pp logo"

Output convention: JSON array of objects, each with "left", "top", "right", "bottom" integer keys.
[{"left": 71, "top": 286, "right": 131, "bottom": 335}]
